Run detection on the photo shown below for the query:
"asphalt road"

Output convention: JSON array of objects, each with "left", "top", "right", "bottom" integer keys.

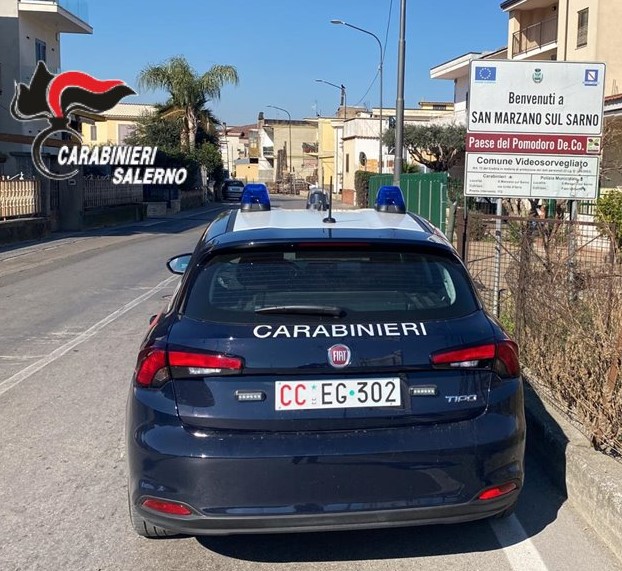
[{"left": 0, "top": 195, "right": 620, "bottom": 571}]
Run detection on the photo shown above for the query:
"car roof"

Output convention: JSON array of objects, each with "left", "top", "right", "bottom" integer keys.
[{"left": 199, "top": 208, "right": 454, "bottom": 254}]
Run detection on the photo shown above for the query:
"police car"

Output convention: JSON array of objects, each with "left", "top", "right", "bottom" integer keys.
[{"left": 127, "top": 184, "right": 525, "bottom": 537}]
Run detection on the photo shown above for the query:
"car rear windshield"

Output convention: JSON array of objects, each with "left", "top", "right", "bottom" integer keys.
[
  {"left": 226, "top": 181, "right": 244, "bottom": 187},
  {"left": 183, "top": 247, "right": 479, "bottom": 323}
]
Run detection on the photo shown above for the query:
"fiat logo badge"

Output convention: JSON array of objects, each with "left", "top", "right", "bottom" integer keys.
[{"left": 328, "top": 344, "right": 351, "bottom": 368}]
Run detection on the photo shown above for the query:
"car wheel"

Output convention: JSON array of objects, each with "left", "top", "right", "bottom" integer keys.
[{"left": 128, "top": 496, "right": 178, "bottom": 538}]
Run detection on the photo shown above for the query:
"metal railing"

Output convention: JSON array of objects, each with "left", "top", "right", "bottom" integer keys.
[
  {"left": 512, "top": 16, "right": 558, "bottom": 57},
  {"left": 20, "top": 0, "right": 90, "bottom": 23},
  {"left": 0, "top": 179, "right": 41, "bottom": 219}
]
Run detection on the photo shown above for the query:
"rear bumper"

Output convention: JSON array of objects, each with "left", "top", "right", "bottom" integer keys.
[
  {"left": 127, "top": 381, "right": 525, "bottom": 535},
  {"left": 133, "top": 490, "right": 520, "bottom": 535}
]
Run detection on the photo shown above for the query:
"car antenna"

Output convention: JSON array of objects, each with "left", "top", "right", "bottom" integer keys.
[{"left": 323, "top": 184, "right": 336, "bottom": 224}]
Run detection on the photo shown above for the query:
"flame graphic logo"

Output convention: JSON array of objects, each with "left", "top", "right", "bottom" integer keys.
[{"left": 10, "top": 61, "right": 136, "bottom": 180}]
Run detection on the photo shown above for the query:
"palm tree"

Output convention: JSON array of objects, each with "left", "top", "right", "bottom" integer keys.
[{"left": 138, "top": 56, "right": 238, "bottom": 151}]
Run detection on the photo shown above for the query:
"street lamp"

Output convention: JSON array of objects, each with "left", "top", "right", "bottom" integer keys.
[
  {"left": 315, "top": 79, "right": 347, "bottom": 198},
  {"left": 266, "top": 105, "right": 292, "bottom": 182},
  {"left": 315, "top": 79, "right": 346, "bottom": 118},
  {"left": 222, "top": 121, "right": 231, "bottom": 176},
  {"left": 331, "top": 19, "right": 383, "bottom": 174}
]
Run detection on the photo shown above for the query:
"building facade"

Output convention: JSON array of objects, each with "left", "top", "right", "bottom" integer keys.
[
  {"left": 79, "top": 103, "right": 155, "bottom": 147},
  {"left": 0, "top": 0, "right": 92, "bottom": 176},
  {"left": 503, "top": 0, "right": 622, "bottom": 96}
]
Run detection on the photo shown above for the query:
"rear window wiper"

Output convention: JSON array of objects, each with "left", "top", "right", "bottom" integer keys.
[{"left": 255, "top": 305, "right": 346, "bottom": 317}]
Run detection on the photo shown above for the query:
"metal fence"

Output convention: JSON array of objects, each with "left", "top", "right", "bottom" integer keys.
[
  {"left": 462, "top": 212, "right": 622, "bottom": 458},
  {"left": 83, "top": 180, "right": 143, "bottom": 209},
  {"left": 369, "top": 173, "right": 448, "bottom": 232},
  {"left": 0, "top": 179, "right": 41, "bottom": 219},
  {"left": 50, "top": 180, "right": 60, "bottom": 212}
]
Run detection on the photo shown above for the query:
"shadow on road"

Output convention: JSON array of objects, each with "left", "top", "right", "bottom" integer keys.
[
  {"left": 196, "top": 454, "right": 567, "bottom": 563},
  {"left": 197, "top": 520, "right": 501, "bottom": 562},
  {"left": 194, "top": 385, "right": 570, "bottom": 562}
]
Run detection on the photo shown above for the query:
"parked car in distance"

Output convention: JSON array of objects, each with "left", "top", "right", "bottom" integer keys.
[
  {"left": 220, "top": 179, "right": 245, "bottom": 202},
  {"left": 306, "top": 188, "right": 329, "bottom": 211}
]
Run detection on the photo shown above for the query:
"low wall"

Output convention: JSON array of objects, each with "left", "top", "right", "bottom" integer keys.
[
  {"left": 341, "top": 189, "right": 355, "bottom": 206},
  {"left": 180, "top": 190, "right": 204, "bottom": 210},
  {"left": 0, "top": 217, "right": 50, "bottom": 246},
  {"left": 83, "top": 204, "right": 144, "bottom": 229}
]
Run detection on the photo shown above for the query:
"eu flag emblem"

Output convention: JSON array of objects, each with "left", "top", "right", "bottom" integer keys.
[{"left": 475, "top": 67, "right": 497, "bottom": 82}]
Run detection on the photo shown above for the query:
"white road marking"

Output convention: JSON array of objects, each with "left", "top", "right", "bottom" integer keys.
[
  {"left": 0, "top": 275, "right": 178, "bottom": 398},
  {"left": 490, "top": 514, "right": 549, "bottom": 570},
  {"left": 0, "top": 355, "right": 48, "bottom": 361}
]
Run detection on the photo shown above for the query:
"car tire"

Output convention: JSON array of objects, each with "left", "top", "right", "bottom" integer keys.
[{"left": 129, "top": 497, "right": 178, "bottom": 538}]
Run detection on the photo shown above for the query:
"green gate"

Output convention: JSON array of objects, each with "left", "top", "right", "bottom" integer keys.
[{"left": 368, "top": 172, "right": 448, "bottom": 233}]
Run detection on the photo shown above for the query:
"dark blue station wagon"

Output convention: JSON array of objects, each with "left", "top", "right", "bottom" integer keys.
[{"left": 126, "top": 186, "right": 525, "bottom": 537}]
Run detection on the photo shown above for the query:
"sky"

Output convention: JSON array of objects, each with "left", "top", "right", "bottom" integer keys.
[{"left": 62, "top": 0, "right": 509, "bottom": 127}]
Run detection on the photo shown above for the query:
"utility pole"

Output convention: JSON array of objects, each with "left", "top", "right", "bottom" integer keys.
[{"left": 393, "top": 0, "right": 407, "bottom": 186}]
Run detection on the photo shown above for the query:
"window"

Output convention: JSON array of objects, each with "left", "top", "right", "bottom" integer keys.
[
  {"left": 345, "top": 153, "right": 350, "bottom": 173},
  {"left": 35, "top": 39, "right": 47, "bottom": 63},
  {"left": 90, "top": 125, "right": 97, "bottom": 141},
  {"left": 183, "top": 249, "right": 478, "bottom": 323},
  {"left": 577, "top": 8, "right": 589, "bottom": 47}
]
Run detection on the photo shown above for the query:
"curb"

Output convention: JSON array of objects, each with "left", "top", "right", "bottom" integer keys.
[{"left": 524, "top": 380, "right": 622, "bottom": 562}]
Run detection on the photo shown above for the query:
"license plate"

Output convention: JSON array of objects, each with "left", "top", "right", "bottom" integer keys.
[{"left": 275, "top": 378, "right": 401, "bottom": 411}]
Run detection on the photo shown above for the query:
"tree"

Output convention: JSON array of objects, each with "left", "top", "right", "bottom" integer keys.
[
  {"left": 124, "top": 109, "right": 182, "bottom": 153},
  {"left": 601, "top": 116, "right": 622, "bottom": 188},
  {"left": 125, "top": 109, "right": 225, "bottom": 189},
  {"left": 137, "top": 56, "right": 239, "bottom": 151},
  {"left": 596, "top": 189, "right": 622, "bottom": 250},
  {"left": 383, "top": 123, "right": 466, "bottom": 172}
]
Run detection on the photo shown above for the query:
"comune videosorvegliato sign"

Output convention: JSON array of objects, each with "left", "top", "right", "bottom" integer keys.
[{"left": 465, "top": 60, "right": 606, "bottom": 200}]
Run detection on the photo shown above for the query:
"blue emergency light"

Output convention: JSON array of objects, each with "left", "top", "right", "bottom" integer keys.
[
  {"left": 375, "top": 186, "right": 406, "bottom": 214},
  {"left": 241, "top": 183, "right": 271, "bottom": 211}
]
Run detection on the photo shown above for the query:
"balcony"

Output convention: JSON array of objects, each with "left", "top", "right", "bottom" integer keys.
[
  {"left": 512, "top": 16, "right": 557, "bottom": 58},
  {"left": 18, "top": 0, "right": 92, "bottom": 34}
]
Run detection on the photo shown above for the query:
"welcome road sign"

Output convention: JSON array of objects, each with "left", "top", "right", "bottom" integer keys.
[{"left": 465, "top": 60, "right": 606, "bottom": 199}]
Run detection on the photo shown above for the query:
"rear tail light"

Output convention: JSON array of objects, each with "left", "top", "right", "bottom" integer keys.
[
  {"left": 494, "top": 340, "right": 520, "bottom": 378},
  {"left": 478, "top": 482, "right": 517, "bottom": 501},
  {"left": 141, "top": 498, "right": 192, "bottom": 516},
  {"left": 135, "top": 348, "right": 169, "bottom": 387},
  {"left": 134, "top": 348, "right": 243, "bottom": 387},
  {"left": 169, "top": 351, "right": 243, "bottom": 377},
  {"left": 431, "top": 341, "right": 520, "bottom": 378}
]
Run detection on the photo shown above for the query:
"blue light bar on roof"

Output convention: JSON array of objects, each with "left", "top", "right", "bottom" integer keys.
[
  {"left": 241, "top": 183, "right": 271, "bottom": 211},
  {"left": 375, "top": 186, "right": 406, "bottom": 214}
]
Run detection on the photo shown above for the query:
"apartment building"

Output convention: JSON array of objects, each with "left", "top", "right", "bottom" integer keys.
[
  {"left": 432, "top": 1, "right": 621, "bottom": 123},
  {"left": 503, "top": 0, "right": 622, "bottom": 96},
  {"left": 341, "top": 105, "right": 454, "bottom": 191},
  {"left": 0, "top": 0, "right": 92, "bottom": 176},
  {"left": 80, "top": 103, "right": 155, "bottom": 147}
]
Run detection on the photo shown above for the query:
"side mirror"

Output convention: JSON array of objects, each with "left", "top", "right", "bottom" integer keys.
[{"left": 167, "top": 254, "right": 192, "bottom": 275}]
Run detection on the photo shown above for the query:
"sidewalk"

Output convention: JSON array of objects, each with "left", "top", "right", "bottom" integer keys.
[
  {"left": 0, "top": 201, "right": 225, "bottom": 261},
  {"left": 524, "top": 376, "right": 622, "bottom": 563}
]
